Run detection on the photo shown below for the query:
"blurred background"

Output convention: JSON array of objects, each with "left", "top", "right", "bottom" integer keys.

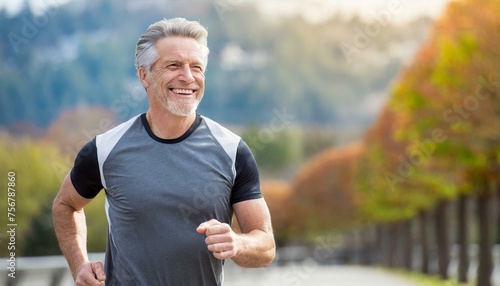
[{"left": 0, "top": 0, "right": 499, "bottom": 285}]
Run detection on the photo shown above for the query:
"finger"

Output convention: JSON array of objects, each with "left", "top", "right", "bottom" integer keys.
[
  {"left": 91, "top": 262, "right": 106, "bottom": 282},
  {"left": 85, "top": 277, "right": 105, "bottom": 286},
  {"left": 207, "top": 241, "right": 234, "bottom": 253},
  {"left": 75, "top": 263, "right": 100, "bottom": 286},
  {"left": 77, "top": 273, "right": 102, "bottom": 286},
  {"left": 205, "top": 223, "right": 231, "bottom": 236},
  {"left": 196, "top": 219, "right": 221, "bottom": 234},
  {"left": 205, "top": 231, "right": 234, "bottom": 245},
  {"left": 213, "top": 249, "right": 237, "bottom": 260}
]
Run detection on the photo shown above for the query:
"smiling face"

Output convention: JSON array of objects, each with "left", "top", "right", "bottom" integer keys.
[{"left": 139, "top": 36, "right": 206, "bottom": 117}]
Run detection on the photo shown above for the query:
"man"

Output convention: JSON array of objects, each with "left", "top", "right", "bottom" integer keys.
[{"left": 52, "top": 18, "right": 275, "bottom": 286}]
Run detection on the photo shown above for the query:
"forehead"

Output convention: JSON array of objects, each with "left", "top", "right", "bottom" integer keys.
[{"left": 155, "top": 36, "right": 204, "bottom": 63}]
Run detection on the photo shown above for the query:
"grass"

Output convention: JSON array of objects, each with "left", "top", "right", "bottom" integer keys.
[{"left": 386, "top": 268, "right": 474, "bottom": 286}]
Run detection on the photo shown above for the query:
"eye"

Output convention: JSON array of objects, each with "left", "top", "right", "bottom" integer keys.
[
  {"left": 192, "top": 65, "right": 204, "bottom": 73},
  {"left": 166, "top": 63, "right": 181, "bottom": 70}
]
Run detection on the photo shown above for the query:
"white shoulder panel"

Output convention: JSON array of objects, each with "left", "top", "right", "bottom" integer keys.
[
  {"left": 95, "top": 114, "right": 140, "bottom": 189},
  {"left": 201, "top": 116, "right": 241, "bottom": 179}
]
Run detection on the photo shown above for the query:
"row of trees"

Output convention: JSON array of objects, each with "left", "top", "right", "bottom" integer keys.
[
  {"left": 262, "top": 0, "right": 499, "bottom": 285},
  {"left": 356, "top": 0, "right": 499, "bottom": 284}
]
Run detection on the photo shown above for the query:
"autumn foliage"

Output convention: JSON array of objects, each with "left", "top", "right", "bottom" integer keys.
[
  {"left": 351, "top": 0, "right": 500, "bottom": 224},
  {"left": 286, "top": 142, "right": 364, "bottom": 238},
  {"left": 260, "top": 180, "right": 293, "bottom": 241},
  {"left": 382, "top": 0, "right": 500, "bottom": 214},
  {"left": 279, "top": 0, "right": 499, "bottom": 241},
  {"left": 353, "top": 1, "right": 500, "bottom": 283}
]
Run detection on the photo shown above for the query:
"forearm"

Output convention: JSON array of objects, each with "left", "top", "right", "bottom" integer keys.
[
  {"left": 232, "top": 229, "right": 275, "bottom": 268},
  {"left": 52, "top": 199, "right": 89, "bottom": 278}
]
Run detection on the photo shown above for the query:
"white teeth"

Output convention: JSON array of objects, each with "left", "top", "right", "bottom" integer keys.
[{"left": 172, "top": 89, "right": 194, "bottom": 94}]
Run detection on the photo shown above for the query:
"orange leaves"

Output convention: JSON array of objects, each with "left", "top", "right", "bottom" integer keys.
[
  {"left": 269, "top": 0, "right": 500, "bottom": 238},
  {"left": 261, "top": 180, "right": 293, "bottom": 230},
  {"left": 357, "top": 0, "right": 500, "bottom": 224},
  {"left": 387, "top": 0, "right": 500, "bottom": 168},
  {"left": 287, "top": 142, "right": 365, "bottom": 235},
  {"left": 259, "top": 143, "right": 366, "bottom": 240}
]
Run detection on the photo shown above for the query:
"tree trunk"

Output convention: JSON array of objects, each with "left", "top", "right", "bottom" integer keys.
[
  {"left": 380, "top": 224, "right": 391, "bottom": 267},
  {"left": 375, "top": 224, "right": 383, "bottom": 265},
  {"left": 343, "top": 231, "right": 356, "bottom": 264},
  {"left": 419, "top": 210, "right": 430, "bottom": 274},
  {"left": 360, "top": 226, "right": 374, "bottom": 266},
  {"left": 434, "top": 200, "right": 450, "bottom": 280},
  {"left": 394, "top": 222, "right": 403, "bottom": 268},
  {"left": 388, "top": 223, "right": 398, "bottom": 268},
  {"left": 402, "top": 219, "right": 413, "bottom": 271},
  {"left": 457, "top": 194, "right": 469, "bottom": 283},
  {"left": 477, "top": 182, "right": 494, "bottom": 286}
]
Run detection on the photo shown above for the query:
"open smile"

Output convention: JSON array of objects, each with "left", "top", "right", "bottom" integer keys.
[{"left": 169, "top": 88, "right": 197, "bottom": 95}]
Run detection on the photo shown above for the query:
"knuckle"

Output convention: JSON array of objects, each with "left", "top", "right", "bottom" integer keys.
[{"left": 205, "top": 228, "right": 214, "bottom": 236}]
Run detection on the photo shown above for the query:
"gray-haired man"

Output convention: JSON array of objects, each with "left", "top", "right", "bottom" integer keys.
[{"left": 52, "top": 18, "right": 275, "bottom": 286}]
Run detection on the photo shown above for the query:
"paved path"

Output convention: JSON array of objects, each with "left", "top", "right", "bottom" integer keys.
[
  {"left": 2, "top": 255, "right": 422, "bottom": 286},
  {"left": 224, "top": 263, "right": 421, "bottom": 286}
]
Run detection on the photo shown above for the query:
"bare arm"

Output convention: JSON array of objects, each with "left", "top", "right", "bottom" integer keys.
[
  {"left": 52, "top": 173, "right": 106, "bottom": 285},
  {"left": 197, "top": 198, "right": 276, "bottom": 268},
  {"left": 231, "top": 198, "right": 276, "bottom": 267}
]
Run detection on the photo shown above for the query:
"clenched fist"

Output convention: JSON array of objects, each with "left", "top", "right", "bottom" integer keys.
[{"left": 197, "top": 219, "right": 241, "bottom": 260}]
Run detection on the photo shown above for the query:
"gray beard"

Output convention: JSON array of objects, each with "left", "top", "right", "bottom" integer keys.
[{"left": 164, "top": 96, "right": 201, "bottom": 117}]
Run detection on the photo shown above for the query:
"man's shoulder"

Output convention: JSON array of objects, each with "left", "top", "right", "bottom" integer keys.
[
  {"left": 93, "top": 114, "right": 142, "bottom": 158},
  {"left": 200, "top": 115, "right": 241, "bottom": 142},
  {"left": 200, "top": 115, "right": 242, "bottom": 165},
  {"left": 96, "top": 114, "right": 142, "bottom": 142}
]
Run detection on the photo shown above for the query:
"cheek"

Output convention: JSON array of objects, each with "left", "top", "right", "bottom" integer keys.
[{"left": 197, "top": 76, "right": 205, "bottom": 88}]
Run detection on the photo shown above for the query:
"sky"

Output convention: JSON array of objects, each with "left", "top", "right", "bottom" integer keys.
[
  {"left": 0, "top": 0, "right": 71, "bottom": 15},
  {"left": 0, "top": 0, "right": 453, "bottom": 23},
  {"left": 256, "top": 0, "right": 453, "bottom": 23}
]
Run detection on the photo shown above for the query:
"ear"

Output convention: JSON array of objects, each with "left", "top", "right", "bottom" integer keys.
[{"left": 137, "top": 67, "right": 150, "bottom": 89}]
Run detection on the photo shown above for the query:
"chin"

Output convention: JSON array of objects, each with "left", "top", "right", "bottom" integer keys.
[
  {"left": 162, "top": 94, "right": 202, "bottom": 117},
  {"left": 166, "top": 103, "right": 199, "bottom": 117}
]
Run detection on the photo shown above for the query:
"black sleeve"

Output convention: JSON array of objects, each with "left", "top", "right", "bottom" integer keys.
[
  {"left": 70, "top": 138, "right": 103, "bottom": 199},
  {"left": 230, "top": 140, "right": 262, "bottom": 205}
]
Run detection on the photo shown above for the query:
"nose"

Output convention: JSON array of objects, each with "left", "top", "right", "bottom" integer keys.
[{"left": 178, "top": 64, "right": 195, "bottom": 83}]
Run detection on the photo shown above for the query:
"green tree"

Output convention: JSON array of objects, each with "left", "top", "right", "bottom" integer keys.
[
  {"left": 241, "top": 126, "right": 302, "bottom": 171},
  {"left": 0, "top": 133, "right": 108, "bottom": 256},
  {"left": 23, "top": 199, "right": 61, "bottom": 256},
  {"left": 0, "top": 134, "right": 66, "bottom": 256}
]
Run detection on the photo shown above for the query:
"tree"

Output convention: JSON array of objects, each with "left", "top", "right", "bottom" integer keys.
[
  {"left": 388, "top": 0, "right": 500, "bottom": 283},
  {"left": 0, "top": 134, "right": 67, "bottom": 256},
  {"left": 23, "top": 199, "right": 61, "bottom": 256},
  {"left": 241, "top": 126, "right": 302, "bottom": 172},
  {"left": 289, "top": 142, "right": 364, "bottom": 240},
  {"left": 260, "top": 180, "right": 293, "bottom": 243}
]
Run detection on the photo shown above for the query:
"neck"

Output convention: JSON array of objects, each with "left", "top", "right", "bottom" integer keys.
[{"left": 146, "top": 109, "right": 196, "bottom": 140}]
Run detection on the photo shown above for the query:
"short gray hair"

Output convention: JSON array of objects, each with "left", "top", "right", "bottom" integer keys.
[{"left": 135, "top": 18, "right": 209, "bottom": 71}]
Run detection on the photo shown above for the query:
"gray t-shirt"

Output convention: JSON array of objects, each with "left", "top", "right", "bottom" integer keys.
[{"left": 70, "top": 113, "right": 262, "bottom": 285}]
